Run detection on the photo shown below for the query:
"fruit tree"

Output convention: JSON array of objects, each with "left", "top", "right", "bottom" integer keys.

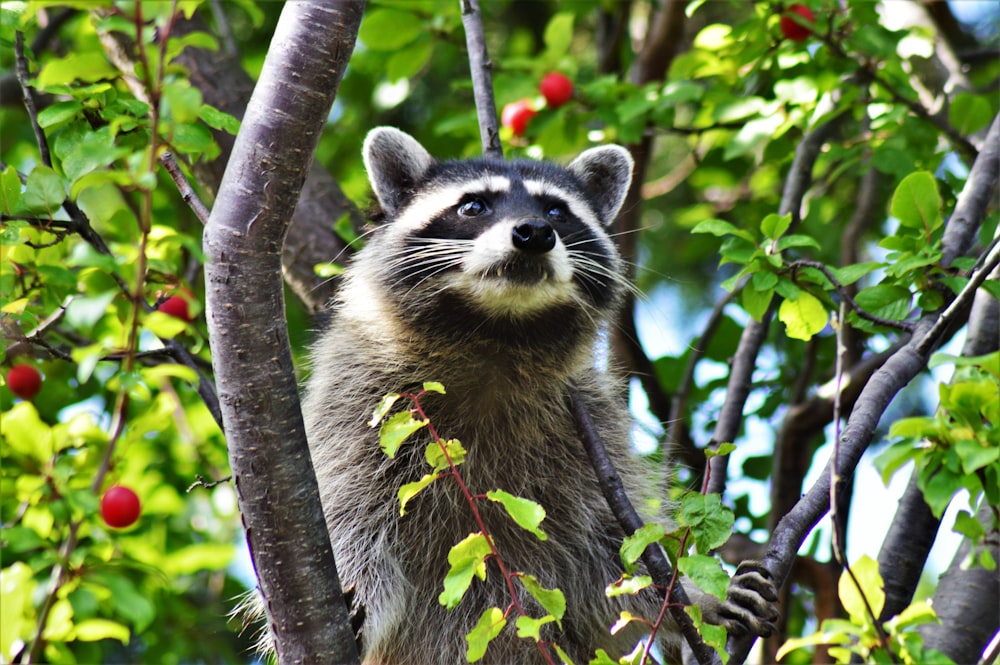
[{"left": 1, "top": 2, "right": 997, "bottom": 664}]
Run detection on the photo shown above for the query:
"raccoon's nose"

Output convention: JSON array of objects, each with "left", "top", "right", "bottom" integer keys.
[{"left": 512, "top": 220, "right": 556, "bottom": 254}]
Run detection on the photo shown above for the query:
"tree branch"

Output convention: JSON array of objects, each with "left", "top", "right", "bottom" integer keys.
[
  {"left": 459, "top": 0, "right": 502, "bottom": 158},
  {"left": 568, "top": 386, "right": 719, "bottom": 665},
  {"left": 940, "top": 112, "right": 1000, "bottom": 267},
  {"left": 202, "top": 2, "right": 364, "bottom": 662}
]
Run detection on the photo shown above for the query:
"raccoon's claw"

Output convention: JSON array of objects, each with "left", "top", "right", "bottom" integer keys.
[{"left": 704, "top": 561, "right": 780, "bottom": 638}]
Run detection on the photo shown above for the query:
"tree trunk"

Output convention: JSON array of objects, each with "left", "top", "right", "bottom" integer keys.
[{"left": 202, "top": 2, "right": 365, "bottom": 663}]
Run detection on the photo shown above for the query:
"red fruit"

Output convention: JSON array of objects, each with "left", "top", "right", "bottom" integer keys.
[
  {"left": 101, "top": 485, "right": 141, "bottom": 528},
  {"left": 7, "top": 365, "right": 42, "bottom": 400},
  {"left": 158, "top": 295, "right": 193, "bottom": 322},
  {"left": 780, "top": 4, "right": 815, "bottom": 42},
  {"left": 501, "top": 99, "right": 537, "bottom": 137},
  {"left": 539, "top": 72, "right": 574, "bottom": 109}
]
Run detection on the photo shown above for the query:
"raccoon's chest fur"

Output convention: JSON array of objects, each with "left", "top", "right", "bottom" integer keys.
[{"left": 301, "top": 128, "right": 664, "bottom": 664}]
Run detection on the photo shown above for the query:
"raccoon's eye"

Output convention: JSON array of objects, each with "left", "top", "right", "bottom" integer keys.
[
  {"left": 545, "top": 203, "right": 568, "bottom": 221},
  {"left": 458, "top": 197, "right": 489, "bottom": 217}
]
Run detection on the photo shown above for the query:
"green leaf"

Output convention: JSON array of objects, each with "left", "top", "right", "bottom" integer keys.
[
  {"left": 875, "top": 442, "right": 918, "bottom": 485},
  {"left": 164, "top": 30, "right": 219, "bottom": 64},
  {"left": 65, "top": 291, "right": 117, "bottom": 332},
  {"left": 398, "top": 473, "right": 437, "bottom": 516},
  {"left": 888, "top": 416, "right": 935, "bottom": 440},
  {"left": 1, "top": 562, "right": 36, "bottom": 656},
  {"left": 677, "top": 554, "right": 730, "bottom": 602},
  {"left": 486, "top": 490, "right": 547, "bottom": 541},
  {"left": 387, "top": 38, "right": 433, "bottom": 82},
  {"left": 829, "top": 262, "right": 881, "bottom": 287},
  {"left": 61, "top": 127, "right": 129, "bottom": 183},
  {"left": 519, "top": 574, "right": 565, "bottom": 623},
  {"left": 369, "top": 393, "right": 401, "bottom": 427},
  {"left": 378, "top": 411, "right": 427, "bottom": 457},
  {"left": 97, "top": 573, "right": 156, "bottom": 633},
  {"left": 838, "top": 555, "right": 884, "bottom": 622},
  {"left": 18, "top": 165, "right": 66, "bottom": 214},
  {"left": 886, "top": 600, "right": 938, "bottom": 632},
  {"left": 853, "top": 284, "right": 912, "bottom": 323},
  {"left": 36, "top": 52, "right": 118, "bottom": 88},
  {"left": 686, "top": 604, "right": 728, "bottom": 663},
  {"left": 515, "top": 614, "right": 555, "bottom": 641},
  {"left": 619, "top": 523, "right": 666, "bottom": 571},
  {"left": 742, "top": 284, "right": 773, "bottom": 322},
  {"left": 1, "top": 402, "right": 54, "bottom": 463},
  {"left": 956, "top": 437, "right": 998, "bottom": 475},
  {"left": 422, "top": 381, "right": 446, "bottom": 394},
  {"left": 776, "top": 627, "right": 853, "bottom": 661},
  {"left": 359, "top": 8, "right": 424, "bottom": 51},
  {"left": 0, "top": 165, "right": 21, "bottom": 214},
  {"left": 542, "top": 13, "right": 574, "bottom": 59},
  {"left": 162, "top": 543, "right": 234, "bottom": 576},
  {"left": 37, "top": 100, "right": 82, "bottom": 128},
  {"left": 605, "top": 574, "right": 653, "bottom": 598},
  {"left": 677, "top": 493, "right": 734, "bottom": 553},
  {"left": 760, "top": 213, "right": 791, "bottom": 241},
  {"left": 199, "top": 104, "right": 241, "bottom": 135},
  {"left": 890, "top": 171, "right": 941, "bottom": 231},
  {"left": 140, "top": 363, "right": 199, "bottom": 385},
  {"left": 143, "top": 311, "right": 189, "bottom": 339},
  {"left": 425, "top": 438, "right": 466, "bottom": 473},
  {"left": 589, "top": 649, "right": 618, "bottom": 665},
  {"left": 949, "top": 93, "right": 992, "bottom": 136},
  {"left": 778, "top": 291, "right": 828, "bottom": 341},
  {"left": 692, "top": 218, "right": 756, "bottom": 244},
  {"left": 775, "top": 234, "right": 821, "bottom": 252},
  {"left": 162, "top": 81, "right": 204, "bottom": 125},
  {"left": 73, "top": 619, "right": 130, "bottom": 644},
  {"left": 466, "top": 607, "right": 506, "bottom": 662},
  {"left": 706, "top": 443, "right": 736, "bottom": 459},
  {"left": 439, "top": 532, "right": 492, "bottom": 609}
]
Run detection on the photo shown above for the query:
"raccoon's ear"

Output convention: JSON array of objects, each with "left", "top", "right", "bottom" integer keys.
[
  {"left": 566, "top": 145, "right": 634, "bottom": 225},
  {"left": 363, "top": 127, "right": 436, "bottom": 216}
]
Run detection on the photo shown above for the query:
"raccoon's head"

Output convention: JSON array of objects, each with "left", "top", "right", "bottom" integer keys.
[{"left": 350, "top": 127, "right": 633, "bottom": 349}]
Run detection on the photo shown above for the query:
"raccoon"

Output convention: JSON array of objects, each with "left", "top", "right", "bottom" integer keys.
[{"left": 295, "top": 128, "right": 776, "bottom": 664}]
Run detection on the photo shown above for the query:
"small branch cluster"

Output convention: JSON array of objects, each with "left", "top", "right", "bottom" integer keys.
[{"left": 375, "top": 385, "right": 561, "bottom": 664}]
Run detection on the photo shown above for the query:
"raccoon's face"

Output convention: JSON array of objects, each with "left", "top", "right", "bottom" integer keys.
[{"left": 355, "top": 128, "right": 633, "bottom": 338}]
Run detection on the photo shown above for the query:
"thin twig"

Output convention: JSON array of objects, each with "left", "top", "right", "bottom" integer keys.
[
  {"left": 665, "top": 288, "right": 735, "bottom": 451},
  {"left": 568, "top": 386, "right": 718, "bottom": 665},
  {"left": 829, "top": 303, "right": 896, "bottom": 659},
  {"left": 917, "top": 239, "right": 1000, "bottom": 357},
  {"left": 14, "top": 31, "right": 52, "bottom": 168},
  {"left": 459, "top": 0, "right": 502, "bottom": 158},
  {"left": 160, "top": 151, "right": 211, "bottom": 224}
]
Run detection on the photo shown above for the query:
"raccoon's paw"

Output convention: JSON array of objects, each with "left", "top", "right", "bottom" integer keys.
[{"left": 703, "top": 561, "right": 779, "bottom": 638}]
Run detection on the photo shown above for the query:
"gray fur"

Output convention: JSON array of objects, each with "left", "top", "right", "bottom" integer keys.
[{"left": 250, "top": 129, "right": 776, "bottom": 664}]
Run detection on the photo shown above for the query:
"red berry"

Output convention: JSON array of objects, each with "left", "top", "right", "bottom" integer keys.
[
  {"left": 101, "top": 485, "right": 141, "bottom": 528},
  {"left": 539, "top": 72, "right": 574, "bottom": 109},
  {"left": 501, "top": 99, "right": 537, "bottom": 137},
  {"left": 7, "top": 365, "right": 42, "bottom": 400},
  {"left": 780, "top": 4, "right": 815, "bottom": 42},
  {"left": 158, "top": 295, "right": 193, "bottom": 322}
]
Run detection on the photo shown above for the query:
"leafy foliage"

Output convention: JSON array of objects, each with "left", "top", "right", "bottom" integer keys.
[
  {"left": 777, "top": 556, "right": 957, "bottom": 665},
  {"left": 2, "top": 0, "right": 998, "bottom": 663}
]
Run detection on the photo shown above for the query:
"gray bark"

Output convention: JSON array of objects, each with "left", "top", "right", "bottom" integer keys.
[
  {"left": 919, "top": 501, "right": 1000, "bottom": 664},
  {"left": 203, "top": 2, "right": 364, "bottom": 663}
]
